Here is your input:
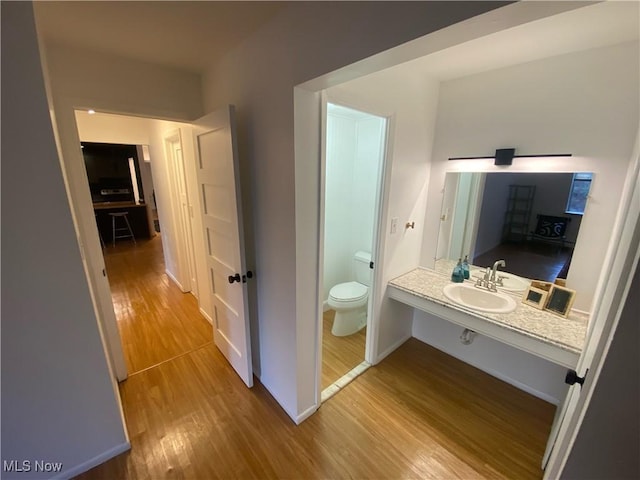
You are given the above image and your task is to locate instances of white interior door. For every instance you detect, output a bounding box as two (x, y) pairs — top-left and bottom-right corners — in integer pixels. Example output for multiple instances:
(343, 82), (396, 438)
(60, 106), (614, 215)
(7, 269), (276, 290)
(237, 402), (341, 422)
(173, 141), (198, 296)
(193, 105), (253, 388)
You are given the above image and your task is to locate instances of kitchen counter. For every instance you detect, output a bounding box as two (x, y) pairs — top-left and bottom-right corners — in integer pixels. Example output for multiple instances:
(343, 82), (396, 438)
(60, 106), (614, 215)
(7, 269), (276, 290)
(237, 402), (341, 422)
(93, 201), (147, 210)
(93, 202), (153, 242)
(388, 267), (588, 367)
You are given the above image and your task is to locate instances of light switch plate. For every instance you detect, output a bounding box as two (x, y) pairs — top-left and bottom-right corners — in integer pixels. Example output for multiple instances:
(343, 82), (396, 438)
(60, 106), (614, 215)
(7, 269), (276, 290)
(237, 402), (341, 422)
(390, 217), (398, 234)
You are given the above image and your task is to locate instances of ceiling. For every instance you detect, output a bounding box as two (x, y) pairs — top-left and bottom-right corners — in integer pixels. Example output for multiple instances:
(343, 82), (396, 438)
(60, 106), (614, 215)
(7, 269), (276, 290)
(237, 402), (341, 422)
(33, 1), (287, 73)
(34, 1), (639, 79)
(387, 1), (639, 82)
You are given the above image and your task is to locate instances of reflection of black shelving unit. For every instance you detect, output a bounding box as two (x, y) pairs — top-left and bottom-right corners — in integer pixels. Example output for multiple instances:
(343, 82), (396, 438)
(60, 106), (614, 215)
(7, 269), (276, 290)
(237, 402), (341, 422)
(502, 185), (536, 242)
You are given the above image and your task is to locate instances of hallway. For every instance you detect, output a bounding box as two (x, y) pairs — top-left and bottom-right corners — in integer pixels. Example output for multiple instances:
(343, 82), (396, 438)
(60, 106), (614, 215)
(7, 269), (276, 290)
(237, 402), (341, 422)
(81, 237), (554, 479)
(104, 236), (212, 374)
(79, 341), (552, 479)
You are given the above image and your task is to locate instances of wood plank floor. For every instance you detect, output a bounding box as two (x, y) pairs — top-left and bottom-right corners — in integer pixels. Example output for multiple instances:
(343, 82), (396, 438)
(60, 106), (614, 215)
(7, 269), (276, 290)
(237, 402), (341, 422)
(103, 237), (212, 374)
(87, 236), (555, 479)
(77, 337), (554, 479)
(321, 309), (366, 389)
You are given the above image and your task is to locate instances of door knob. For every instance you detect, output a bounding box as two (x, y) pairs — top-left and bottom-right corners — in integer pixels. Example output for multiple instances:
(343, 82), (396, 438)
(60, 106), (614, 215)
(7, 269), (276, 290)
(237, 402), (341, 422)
(242, 271), (254, 283)
(228, 273), (241, 284)
(565, 369), (588, 387)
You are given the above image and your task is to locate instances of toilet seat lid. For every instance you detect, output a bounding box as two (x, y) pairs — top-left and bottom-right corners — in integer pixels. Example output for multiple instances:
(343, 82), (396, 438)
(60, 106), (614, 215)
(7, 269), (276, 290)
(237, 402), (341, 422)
(329, 281), (368, 301)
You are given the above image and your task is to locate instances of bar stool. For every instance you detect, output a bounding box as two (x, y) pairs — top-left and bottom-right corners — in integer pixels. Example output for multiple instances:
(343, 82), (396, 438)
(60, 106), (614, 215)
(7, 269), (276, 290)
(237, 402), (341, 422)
(94, 213), (105, 249)
(109, 211), (136, 247)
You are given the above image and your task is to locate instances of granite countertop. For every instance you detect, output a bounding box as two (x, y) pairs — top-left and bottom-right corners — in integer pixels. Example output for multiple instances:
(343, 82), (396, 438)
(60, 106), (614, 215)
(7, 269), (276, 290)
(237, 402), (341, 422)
(388, 266), (588, 354)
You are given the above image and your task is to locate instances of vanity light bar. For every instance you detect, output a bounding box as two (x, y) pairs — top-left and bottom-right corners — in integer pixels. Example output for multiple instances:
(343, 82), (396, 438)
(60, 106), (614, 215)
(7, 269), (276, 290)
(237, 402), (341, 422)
(448, 148), (572, 166)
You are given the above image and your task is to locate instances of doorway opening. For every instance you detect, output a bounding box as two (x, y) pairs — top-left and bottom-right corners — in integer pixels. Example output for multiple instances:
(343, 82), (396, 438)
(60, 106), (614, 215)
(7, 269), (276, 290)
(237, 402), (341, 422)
(74, 110), (212, 376)
(320, 102), (388, 399)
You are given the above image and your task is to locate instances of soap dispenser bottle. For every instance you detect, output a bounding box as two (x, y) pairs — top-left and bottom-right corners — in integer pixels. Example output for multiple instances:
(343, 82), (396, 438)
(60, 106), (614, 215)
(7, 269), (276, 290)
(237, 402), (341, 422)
(462, 255), (470, 280)
(451, 258), (464, 283)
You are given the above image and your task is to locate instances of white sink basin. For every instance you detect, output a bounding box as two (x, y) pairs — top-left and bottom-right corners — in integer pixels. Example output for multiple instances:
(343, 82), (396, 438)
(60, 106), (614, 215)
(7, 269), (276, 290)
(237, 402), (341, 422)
(495, 272), (530, 293)
(471, 269), (530, 293)
(443, 283), (517, 314)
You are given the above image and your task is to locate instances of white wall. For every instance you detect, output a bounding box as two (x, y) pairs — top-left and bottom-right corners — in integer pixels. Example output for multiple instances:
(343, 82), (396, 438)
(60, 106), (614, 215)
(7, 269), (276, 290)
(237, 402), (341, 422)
(422, 41), (640, 312)
(324, 112), (357, 299)
(43, 44), (202, 121)
(354, 117), (385, 254)
(203, 1), (502, 421)
(1, 3), (128, 477)
(412, 312), (569, 403)
(323, 108), (383, 300)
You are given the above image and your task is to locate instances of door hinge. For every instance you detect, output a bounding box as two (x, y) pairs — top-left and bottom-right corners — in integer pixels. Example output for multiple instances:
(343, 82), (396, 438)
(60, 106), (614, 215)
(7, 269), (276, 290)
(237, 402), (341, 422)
(369, 261), (374, 269)
(565, 368), (588, 387)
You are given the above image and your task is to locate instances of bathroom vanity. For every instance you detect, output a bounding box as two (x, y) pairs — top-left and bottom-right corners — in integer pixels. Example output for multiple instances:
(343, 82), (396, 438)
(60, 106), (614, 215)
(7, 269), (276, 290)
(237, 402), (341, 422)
(388, 266), (587, 368)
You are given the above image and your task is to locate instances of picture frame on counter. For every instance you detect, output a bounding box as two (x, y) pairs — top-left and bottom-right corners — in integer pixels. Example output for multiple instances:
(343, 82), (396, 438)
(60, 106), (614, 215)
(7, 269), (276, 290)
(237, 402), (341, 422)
(544, 284), (576, 318)
(522, 280), (576, 317)
(522, 284), (549, 310)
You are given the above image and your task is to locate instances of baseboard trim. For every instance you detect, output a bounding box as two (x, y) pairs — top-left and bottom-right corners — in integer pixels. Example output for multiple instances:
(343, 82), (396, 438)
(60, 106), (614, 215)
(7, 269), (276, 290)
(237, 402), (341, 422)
(374, 333), (412, 365)
(257, 378), (318, 425)
(260, 381), (298, 424)
(52, 441), (130, 480)
(199, 307), (213, 325)
(165, 269), (186, 292)
(295, 403), (319, 425)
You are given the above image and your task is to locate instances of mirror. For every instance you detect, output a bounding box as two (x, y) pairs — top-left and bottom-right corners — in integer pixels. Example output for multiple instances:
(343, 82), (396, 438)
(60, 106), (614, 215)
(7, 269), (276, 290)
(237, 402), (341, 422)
(436, 172), (592, 283)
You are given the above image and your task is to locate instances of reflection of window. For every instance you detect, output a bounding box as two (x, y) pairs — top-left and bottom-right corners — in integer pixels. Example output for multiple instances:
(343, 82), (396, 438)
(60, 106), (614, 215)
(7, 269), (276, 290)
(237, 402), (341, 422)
(566, 173), (592, 215)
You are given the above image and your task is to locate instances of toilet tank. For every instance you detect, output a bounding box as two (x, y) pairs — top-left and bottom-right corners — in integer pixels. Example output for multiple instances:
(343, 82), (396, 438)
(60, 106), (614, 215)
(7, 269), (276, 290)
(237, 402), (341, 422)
(353, 251), (372, 286)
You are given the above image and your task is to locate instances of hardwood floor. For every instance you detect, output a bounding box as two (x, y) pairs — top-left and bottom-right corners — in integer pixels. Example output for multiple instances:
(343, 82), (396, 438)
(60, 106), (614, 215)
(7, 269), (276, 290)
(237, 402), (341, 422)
(104, 236), (212, 374)
(86, 237), (554, 479)
(77, 338), (553, 479)
(321, 309), (366, 390)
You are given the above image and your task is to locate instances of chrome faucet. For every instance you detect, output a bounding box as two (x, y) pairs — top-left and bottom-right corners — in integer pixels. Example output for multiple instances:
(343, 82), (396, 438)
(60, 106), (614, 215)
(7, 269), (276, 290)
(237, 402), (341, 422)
(490, 259), (506, 283)
(475, 260), (506, 292)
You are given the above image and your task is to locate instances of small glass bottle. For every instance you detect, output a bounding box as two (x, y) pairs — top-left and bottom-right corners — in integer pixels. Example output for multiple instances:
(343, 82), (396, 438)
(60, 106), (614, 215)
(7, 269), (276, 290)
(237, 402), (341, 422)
(462, 255), (470, 280)
(451, 258), (464, 283)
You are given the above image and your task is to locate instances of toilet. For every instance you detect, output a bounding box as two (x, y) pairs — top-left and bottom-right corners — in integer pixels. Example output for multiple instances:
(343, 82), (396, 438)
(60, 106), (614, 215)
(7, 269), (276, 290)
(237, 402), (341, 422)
(328, 251), (371, 336)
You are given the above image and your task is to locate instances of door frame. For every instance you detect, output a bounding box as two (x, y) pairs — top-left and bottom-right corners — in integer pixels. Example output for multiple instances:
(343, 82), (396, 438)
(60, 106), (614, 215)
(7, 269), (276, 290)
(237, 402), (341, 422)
(50, 99), (130, 384)
(317, 97), (392, 395)
(52, 97), (204, 386)
(164, 129), (198, 294)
